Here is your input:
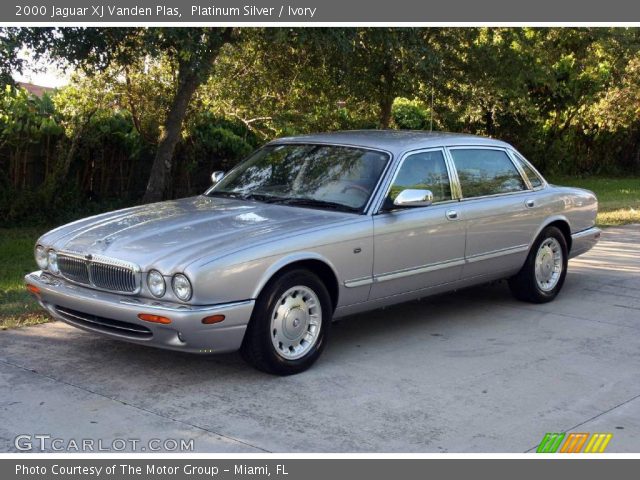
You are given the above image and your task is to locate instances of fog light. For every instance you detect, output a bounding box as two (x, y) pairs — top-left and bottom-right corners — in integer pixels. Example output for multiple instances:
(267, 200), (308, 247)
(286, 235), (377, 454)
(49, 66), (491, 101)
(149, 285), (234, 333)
(138, 313), (171, 324)
(177, 331), (185, 342)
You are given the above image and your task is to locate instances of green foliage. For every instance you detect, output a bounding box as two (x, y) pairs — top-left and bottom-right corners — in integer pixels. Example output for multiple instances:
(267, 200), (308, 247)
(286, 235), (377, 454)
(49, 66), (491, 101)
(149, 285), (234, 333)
(2, 27), (640, 226)
(0, 227), (52, 330)
(392, 98), (430, 130)
(0, 77), (258, 225)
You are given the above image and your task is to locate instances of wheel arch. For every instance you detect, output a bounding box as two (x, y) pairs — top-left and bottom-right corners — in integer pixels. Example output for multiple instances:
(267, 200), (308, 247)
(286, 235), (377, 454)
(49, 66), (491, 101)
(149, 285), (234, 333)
(252, 253), (340, 312)
(532, 216), (572, 253)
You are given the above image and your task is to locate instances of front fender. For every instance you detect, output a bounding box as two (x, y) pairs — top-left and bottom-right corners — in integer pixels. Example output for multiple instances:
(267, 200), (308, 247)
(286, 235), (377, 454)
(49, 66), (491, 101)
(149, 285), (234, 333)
(249, 251), (340, 300)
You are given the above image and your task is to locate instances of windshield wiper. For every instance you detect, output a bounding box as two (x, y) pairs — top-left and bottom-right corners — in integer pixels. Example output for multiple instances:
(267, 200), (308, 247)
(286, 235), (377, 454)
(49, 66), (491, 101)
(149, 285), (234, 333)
(277, 197), (360, 213)
(210, 191), (359, 213)
(240, 193), (285, 203)
(207, 191), (242, 199)
(208, 191), (282, 203)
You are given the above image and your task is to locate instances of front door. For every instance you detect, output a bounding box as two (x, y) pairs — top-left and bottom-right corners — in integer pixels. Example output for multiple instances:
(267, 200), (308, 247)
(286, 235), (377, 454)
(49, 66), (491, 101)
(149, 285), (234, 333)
(370, 149), (466, 300)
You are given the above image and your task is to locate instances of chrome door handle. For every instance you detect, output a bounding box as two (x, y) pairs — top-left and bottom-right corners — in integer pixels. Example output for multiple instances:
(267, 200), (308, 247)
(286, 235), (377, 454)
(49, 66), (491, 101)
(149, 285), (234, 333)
(446, 209), (459, 220)
(525, 199), (535, 208)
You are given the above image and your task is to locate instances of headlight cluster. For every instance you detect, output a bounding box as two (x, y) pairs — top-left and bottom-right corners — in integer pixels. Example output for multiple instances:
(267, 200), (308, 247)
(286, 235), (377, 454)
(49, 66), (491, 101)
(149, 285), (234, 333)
(35, 245), (48, 270)
(48, 250), (59, 274)
(35, 245), (59, 274)
(146, 270), (192, 301)
(147, 270), (166, 297)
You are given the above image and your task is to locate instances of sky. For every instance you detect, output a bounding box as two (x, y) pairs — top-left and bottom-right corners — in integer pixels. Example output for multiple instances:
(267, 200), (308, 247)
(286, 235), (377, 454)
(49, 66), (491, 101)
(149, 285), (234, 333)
(12, 49), (70, 88)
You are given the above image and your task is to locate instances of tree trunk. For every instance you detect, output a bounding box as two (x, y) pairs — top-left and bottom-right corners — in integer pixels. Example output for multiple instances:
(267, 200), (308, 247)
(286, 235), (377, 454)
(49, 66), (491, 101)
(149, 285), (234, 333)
(379, 96), (394, 129)
(378, 61), (395, 129)
(142, 73), (199, 203)
(142, 28), (234, 203)
(484, 108), (495, 136)
(43, 109), (96, 201)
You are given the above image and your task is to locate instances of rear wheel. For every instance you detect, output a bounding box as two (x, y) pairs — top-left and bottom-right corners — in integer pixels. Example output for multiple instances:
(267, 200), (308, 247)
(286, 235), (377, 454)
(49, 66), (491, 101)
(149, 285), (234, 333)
(241, 269), (332, 375)
(508, 226), (568, 303)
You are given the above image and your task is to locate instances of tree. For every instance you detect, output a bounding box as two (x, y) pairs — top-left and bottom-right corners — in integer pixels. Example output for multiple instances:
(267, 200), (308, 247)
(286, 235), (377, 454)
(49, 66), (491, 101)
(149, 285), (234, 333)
(336, 28), (441, 128)
(4, 27), (236, 202)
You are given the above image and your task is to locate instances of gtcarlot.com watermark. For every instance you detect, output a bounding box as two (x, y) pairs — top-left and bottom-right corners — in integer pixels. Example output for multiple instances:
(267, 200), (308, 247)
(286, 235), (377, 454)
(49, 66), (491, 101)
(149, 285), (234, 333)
(14, 434), (194, 452)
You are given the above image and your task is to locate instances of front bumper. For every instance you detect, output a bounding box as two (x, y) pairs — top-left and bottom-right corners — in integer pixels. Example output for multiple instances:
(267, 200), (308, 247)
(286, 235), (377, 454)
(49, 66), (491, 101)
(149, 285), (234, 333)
(25, 271), (254, 353)
(570, 226), (602, 259)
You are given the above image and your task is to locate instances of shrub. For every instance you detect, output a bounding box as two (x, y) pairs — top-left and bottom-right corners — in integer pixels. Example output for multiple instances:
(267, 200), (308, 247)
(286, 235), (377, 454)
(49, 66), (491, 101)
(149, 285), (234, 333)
(392, 97), (430, 130)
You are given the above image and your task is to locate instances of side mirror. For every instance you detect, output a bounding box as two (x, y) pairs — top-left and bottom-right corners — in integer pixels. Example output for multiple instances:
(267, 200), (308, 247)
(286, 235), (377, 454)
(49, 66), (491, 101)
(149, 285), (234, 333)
(211, 171), (225, 186)
(393, 189), (433, 207)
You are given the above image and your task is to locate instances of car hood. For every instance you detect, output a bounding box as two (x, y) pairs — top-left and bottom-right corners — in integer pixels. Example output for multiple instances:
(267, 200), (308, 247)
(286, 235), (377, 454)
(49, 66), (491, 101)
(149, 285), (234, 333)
(41, 196), (353, 271)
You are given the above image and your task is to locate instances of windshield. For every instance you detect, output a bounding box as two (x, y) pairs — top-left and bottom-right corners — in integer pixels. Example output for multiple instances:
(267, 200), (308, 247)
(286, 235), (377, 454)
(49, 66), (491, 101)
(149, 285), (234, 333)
(208, 144), (390, 213)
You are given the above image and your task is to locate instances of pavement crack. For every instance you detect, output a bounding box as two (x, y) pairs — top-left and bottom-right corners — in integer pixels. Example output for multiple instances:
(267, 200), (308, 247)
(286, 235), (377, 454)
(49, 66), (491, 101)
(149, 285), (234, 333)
(0, 357), (271, 453)
(613, 304), (640, 311)
(524, 391), (640, 452)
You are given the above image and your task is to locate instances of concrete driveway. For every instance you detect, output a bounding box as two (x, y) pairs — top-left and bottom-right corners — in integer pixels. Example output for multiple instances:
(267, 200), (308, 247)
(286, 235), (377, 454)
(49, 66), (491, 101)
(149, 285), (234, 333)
(1, 225), (640, 453)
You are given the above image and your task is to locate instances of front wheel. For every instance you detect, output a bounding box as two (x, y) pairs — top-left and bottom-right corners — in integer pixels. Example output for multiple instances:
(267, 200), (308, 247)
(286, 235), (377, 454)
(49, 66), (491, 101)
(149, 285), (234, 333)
(508, 226), (568, 303)
(241, 269), (332, 375)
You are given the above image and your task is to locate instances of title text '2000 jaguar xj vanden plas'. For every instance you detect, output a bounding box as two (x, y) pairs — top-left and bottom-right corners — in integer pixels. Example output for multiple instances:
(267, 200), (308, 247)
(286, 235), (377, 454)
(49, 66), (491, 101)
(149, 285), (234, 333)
(26, 131), (601, 374)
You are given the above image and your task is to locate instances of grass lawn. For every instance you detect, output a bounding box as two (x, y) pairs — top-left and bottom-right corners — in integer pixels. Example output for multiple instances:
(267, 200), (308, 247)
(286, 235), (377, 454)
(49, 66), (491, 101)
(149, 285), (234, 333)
(0, 176), (638, 330)
(0, 227), (51, 330)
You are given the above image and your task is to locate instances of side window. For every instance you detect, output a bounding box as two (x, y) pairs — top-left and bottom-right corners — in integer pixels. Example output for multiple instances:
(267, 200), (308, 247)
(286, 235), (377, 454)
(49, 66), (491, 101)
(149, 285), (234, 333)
(387, 150), (452, 206)
(450, 149), (526, 198)
(512, 151), (543, 189)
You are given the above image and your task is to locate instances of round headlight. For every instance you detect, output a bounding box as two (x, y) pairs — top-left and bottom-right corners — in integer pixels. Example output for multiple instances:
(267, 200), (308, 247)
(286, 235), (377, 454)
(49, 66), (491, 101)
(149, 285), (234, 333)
(35, 245), (48, 270)
(172, 274), (192, 301)
(47, 250), (59, 274)
(147, 270), (166, 297)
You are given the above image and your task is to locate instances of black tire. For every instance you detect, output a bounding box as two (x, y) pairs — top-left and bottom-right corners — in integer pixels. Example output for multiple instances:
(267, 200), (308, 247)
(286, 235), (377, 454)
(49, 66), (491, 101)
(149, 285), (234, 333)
(508, 226), (569, 304)
(241, 269), (332, 375)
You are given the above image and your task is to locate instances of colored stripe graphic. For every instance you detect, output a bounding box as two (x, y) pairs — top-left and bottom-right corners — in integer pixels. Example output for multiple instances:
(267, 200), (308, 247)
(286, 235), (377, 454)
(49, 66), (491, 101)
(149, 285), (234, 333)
(584, 433), (613, 453)
(559, 433), (589, 453)
(537, 433), (565, 453)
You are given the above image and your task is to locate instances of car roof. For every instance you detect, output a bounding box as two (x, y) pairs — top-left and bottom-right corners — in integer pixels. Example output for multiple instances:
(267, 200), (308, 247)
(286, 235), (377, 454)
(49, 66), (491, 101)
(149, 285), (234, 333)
(269, 130), (512, 155)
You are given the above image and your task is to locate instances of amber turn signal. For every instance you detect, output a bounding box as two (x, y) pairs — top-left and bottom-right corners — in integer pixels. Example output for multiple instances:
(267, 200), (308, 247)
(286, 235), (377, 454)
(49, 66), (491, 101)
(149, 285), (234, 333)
(25, 284), (40, 295)
(137, 313), (172, 324)
(202, 314), (225, 325)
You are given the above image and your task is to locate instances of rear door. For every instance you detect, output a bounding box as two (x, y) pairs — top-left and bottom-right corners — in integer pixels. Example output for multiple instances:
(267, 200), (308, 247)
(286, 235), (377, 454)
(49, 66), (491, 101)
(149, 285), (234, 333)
(447, 147), (540, 279)
(370, 148), (466, 299)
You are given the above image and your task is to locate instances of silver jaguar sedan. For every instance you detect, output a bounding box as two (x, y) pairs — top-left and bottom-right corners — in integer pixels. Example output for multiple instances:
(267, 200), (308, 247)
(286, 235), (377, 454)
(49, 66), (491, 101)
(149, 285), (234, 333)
(26, 131), (601, 374)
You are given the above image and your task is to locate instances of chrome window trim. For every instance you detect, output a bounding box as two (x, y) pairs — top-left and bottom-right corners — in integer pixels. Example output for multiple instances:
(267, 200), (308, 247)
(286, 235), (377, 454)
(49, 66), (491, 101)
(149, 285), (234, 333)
(442, 147), (463, 199)
(506, 151), (534, 190)
(445, 145), (531, 201)
(507, 148), (548, 191)
(373, 147), (456, 214)
(208, 142), (394, 216)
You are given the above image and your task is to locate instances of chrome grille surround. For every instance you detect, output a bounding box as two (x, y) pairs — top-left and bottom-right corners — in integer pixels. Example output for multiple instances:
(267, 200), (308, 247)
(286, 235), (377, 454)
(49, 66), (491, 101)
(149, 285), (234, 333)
(56, 251), (141, 294)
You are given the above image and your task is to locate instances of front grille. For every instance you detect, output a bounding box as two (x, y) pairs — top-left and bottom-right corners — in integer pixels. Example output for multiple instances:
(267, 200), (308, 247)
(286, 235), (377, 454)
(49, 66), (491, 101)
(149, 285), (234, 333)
(55, 305), (152, 339)
(58, 255), (90, 284)
(57, 252), (140, 294)
(90, 263), (137, 292)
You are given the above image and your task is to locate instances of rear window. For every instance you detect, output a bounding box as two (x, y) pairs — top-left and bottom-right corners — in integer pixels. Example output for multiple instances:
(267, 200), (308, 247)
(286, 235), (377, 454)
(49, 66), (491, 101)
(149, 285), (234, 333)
(450, 149), (526, 198)
(512, 151), (544, 188)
